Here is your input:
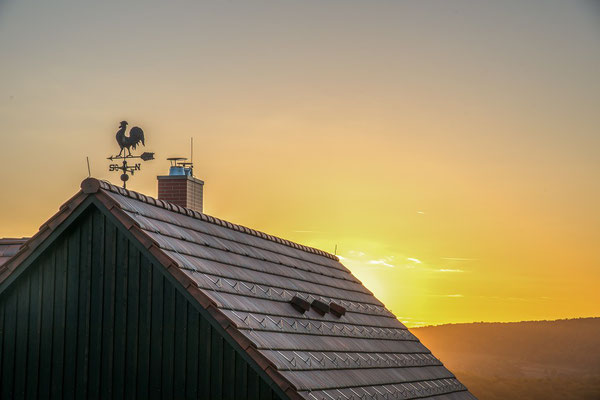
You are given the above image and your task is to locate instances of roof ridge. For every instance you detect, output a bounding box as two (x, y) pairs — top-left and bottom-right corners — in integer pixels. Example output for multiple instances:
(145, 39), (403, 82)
(91, 178), (339, 261)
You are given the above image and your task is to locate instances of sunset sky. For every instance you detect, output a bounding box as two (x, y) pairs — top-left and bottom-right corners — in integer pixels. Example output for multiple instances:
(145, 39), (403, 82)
(1, 0), (598, 326)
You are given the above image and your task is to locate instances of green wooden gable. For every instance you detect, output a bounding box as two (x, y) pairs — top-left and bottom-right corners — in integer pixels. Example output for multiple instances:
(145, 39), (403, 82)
(0, 204), (286, 399)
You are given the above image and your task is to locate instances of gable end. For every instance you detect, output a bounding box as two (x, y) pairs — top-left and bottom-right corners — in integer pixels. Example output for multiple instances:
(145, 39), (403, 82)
(0, 203), (288, 399)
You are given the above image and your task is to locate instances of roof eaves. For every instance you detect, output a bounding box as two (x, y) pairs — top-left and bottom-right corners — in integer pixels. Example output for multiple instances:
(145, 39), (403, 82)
(0, 238), (29, 245)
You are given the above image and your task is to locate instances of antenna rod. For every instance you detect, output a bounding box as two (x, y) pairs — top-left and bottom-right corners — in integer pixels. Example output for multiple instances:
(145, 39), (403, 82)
(190, 137), (194, 176)
(86, 156), (91, 177)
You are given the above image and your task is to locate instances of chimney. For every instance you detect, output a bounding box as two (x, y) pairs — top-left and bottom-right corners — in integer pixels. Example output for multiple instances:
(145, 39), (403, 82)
(157, 157), (204, 213)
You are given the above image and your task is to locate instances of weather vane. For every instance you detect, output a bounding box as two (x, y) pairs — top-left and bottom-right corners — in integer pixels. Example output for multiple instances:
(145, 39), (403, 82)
(107, 120), (154, 188)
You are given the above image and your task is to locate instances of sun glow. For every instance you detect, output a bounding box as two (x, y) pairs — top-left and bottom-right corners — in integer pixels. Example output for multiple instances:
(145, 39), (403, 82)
(0, 0), (598, 328)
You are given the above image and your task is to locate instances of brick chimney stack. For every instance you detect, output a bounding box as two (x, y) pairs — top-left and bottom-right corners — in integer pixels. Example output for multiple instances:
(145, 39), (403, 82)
(157, 158), (204, 213)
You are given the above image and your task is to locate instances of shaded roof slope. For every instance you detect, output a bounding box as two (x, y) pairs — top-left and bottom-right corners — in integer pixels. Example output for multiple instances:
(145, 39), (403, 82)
(0, 238), (29, 267)
(0, 178), (476, 400)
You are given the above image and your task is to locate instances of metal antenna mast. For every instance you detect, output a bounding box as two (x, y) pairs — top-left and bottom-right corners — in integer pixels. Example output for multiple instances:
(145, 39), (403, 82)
(190, 137), (194, 206)
(86, 156), (91, 177)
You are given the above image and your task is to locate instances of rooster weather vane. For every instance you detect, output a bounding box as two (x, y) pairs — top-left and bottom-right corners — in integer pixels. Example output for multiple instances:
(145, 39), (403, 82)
(107, 121), (154, 188)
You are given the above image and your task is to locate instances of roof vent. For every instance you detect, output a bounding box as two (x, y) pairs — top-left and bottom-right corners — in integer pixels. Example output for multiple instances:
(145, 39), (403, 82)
(167, 157), (193, 176)
(290, 295), (310, 313)
(329, 302), (346, 318)
(311, 299), (330, 316)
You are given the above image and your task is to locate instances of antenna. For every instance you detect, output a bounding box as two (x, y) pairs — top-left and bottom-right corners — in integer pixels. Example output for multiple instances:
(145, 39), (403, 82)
(334, 244), (338, 256)
(190, 137), (194, 207)
(86, 156), (91, 177)
(190, 137), (194, 176)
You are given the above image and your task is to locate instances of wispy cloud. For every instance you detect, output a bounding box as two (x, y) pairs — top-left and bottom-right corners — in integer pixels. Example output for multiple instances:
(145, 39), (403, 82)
(368, 259), (395, 268)
(505, 297), (550, 302)
(341, 251), (471, 274)
(416, 211), (426, 215)
(424, 293), (465, 298)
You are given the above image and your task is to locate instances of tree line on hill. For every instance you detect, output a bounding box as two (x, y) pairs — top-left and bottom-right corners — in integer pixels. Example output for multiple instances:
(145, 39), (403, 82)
(411, 318), (600, 400)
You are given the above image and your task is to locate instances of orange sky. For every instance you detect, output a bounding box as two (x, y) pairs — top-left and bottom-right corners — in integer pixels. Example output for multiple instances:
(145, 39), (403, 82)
(0, 0), (598, 326)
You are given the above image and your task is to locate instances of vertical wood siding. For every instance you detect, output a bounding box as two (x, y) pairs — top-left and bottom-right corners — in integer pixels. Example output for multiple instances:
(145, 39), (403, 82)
(0, 207), (283, 400)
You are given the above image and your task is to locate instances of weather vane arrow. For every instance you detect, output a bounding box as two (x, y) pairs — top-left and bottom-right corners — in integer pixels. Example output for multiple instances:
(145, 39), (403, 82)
(107, 121), (155, 188)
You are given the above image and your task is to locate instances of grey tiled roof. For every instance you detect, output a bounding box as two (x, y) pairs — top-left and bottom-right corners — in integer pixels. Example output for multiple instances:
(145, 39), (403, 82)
(0, 238), (28, 268)
(95, 179), (476, 400)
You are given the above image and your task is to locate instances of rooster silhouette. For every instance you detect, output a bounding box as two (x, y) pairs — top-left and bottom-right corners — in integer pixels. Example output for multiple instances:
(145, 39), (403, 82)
(116, 121), (145, 157)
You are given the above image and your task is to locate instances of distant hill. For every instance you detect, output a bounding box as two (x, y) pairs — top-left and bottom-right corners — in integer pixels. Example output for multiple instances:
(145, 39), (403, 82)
(411, 318), (600, 400)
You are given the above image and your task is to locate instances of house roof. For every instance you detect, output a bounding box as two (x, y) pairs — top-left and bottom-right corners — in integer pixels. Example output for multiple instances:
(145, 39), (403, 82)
(0, 238), (29, 267)
(0, 178), (475, 400)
